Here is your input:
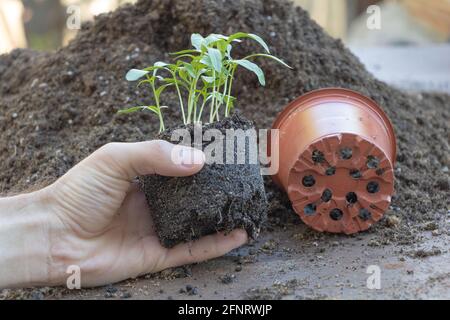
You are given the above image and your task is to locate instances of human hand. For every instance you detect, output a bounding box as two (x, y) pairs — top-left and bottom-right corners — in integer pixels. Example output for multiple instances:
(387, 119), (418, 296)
(0, 140), (247, 288)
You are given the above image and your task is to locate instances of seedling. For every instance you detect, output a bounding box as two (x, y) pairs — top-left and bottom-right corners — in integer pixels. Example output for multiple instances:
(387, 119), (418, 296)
(119, 32), (291, 132)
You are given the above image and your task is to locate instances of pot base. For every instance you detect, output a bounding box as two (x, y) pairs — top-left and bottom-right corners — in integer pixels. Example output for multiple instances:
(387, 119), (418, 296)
(287, 133), (394, 234)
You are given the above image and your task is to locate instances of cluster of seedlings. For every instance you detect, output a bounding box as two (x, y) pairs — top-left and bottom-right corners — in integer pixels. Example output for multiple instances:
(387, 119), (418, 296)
(120, 32), (290, 131)
(302, 147), (383, 222)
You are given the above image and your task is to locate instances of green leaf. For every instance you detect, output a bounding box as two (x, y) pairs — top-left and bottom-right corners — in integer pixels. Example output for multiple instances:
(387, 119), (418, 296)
(207, 48), (222, 73)
(117, 106), (146, 114)
(205, 92), (223, 103)
(248, 33), (270, 53)
(225, 94), (236, 110)
(209, 33), (229, 40)
(225, 44), (232, 58)
(233, 59), (265, 86)
(245, 53), (292, 69)
(154, 61), (169, 69)
(203, 34), (220, 46)
(183, 64), (196, 78)
(223, 94), (236, 104)
(200, 55), (212, 68)
(152, 61), (169, 76)
(191, 33), (204, 50)
(125, 69), (149, 81)
(155, 83), (173, 100)
(170, 49), (200, 56)
(215, 40), (228, 53)
(137, 79), (151, 87)
(204, 34), (228, 47)
(173, 54), (196, 61)
(227, 32), (247, 42)
(228, 32), (270, 53)
(201, 76), (215, 83)
(143, 66), (157, 72)
(146, 106), (161, 115)
(178, 68), (189, 83)
(191, 59), (206, 71)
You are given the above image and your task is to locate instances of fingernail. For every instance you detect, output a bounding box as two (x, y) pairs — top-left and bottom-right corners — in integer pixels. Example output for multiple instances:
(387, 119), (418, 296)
(179, 147), (205, 167)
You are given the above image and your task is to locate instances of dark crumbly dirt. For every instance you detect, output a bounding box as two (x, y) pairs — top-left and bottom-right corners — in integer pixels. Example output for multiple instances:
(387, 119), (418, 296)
(0, 0), (449, 298)
(244, 279), (305, 300)
(140, 113), (267, 247)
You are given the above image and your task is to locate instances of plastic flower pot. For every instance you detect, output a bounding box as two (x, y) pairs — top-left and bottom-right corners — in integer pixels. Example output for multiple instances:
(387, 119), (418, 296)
(271, 88), (396, 234)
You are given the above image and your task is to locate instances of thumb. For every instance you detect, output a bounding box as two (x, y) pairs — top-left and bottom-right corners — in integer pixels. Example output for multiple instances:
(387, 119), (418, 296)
(49, 140), (204, 234)
(87, 140), (205, 181)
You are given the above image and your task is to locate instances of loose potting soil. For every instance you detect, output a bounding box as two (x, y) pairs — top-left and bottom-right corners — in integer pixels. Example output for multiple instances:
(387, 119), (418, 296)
(140, 113), (267, 247)
(0, 0), (449, 248)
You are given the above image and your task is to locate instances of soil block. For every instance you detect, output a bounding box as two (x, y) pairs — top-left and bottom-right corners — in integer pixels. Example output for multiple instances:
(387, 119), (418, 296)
(139, 113), (268, 247)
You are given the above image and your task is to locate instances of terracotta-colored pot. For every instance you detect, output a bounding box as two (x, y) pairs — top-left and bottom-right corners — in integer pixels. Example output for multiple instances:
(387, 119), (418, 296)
(271, 88), (396, 234)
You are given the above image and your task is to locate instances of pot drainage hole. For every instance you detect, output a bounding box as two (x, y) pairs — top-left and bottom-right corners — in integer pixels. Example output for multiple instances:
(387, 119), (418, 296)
(330, 208), (343, 221)
(312, 150), (325, 163)
(366, 155), (380, 169)
(358, 208), (372, 221)
(321, 189), (332, 202)
(367, 181), (380, 193)
(304, 203), (316, 216)
(346, 192), (358, 204)
(339, 147), (352, 160)
(349, 169), (362, 179)
(325, 166), (336, 176)
(302, 175), (315, 187)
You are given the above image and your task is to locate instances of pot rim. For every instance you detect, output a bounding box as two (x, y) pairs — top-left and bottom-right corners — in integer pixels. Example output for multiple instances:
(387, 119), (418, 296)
(271, 87), (397, 165)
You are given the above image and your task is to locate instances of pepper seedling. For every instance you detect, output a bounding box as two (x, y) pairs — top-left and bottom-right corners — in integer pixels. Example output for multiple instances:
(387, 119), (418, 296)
(119, 32), (291, 132)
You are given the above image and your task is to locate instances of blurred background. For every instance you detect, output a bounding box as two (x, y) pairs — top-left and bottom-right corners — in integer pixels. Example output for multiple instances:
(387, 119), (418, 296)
(1, 0), (450, 92)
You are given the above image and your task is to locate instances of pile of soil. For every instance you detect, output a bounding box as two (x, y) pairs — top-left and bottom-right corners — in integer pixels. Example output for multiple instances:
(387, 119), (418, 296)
(0, 0), (449, 248)
(140, 113), (267, 247)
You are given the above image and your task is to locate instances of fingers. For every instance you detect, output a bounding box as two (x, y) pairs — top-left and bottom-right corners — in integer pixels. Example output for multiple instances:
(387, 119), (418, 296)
(158, 229), (248, 271)
(89, 140), (205, 181)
